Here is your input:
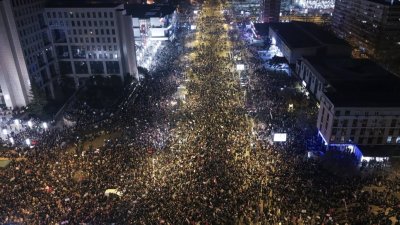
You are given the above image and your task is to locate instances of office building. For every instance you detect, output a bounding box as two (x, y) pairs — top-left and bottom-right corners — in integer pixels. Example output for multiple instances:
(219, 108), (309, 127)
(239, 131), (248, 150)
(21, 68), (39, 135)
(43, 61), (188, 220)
(297, 56), (400, 156)
(229, 0), (262, 20)
(261, 0), (281, 22)
(44, 1), (138, 86)
(126, 4), (177, 43)
(332, 0), (400, 60)
(269, 21), (351, 64)
(0, 0), (58, 108)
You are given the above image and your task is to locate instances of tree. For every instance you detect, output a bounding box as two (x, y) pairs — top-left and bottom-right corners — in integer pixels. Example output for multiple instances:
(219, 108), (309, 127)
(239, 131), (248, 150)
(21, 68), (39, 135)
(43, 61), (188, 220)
(27, 82), (48, 116)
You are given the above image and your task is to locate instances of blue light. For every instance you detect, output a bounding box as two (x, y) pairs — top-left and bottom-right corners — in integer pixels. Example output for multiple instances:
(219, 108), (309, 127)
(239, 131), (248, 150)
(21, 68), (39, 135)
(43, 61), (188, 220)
(318, 130), (328, 145)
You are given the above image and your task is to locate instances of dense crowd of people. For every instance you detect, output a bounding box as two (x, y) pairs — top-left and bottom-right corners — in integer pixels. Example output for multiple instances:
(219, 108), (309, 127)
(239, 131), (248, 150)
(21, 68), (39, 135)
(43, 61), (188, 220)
(0, 0), (399, 224)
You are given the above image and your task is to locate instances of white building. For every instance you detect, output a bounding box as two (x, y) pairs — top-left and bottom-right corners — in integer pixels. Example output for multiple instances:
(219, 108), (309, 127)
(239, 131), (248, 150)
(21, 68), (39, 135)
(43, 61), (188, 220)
(45, 1), (138, 85)
(297, 57), (400, 156)
(0, 0), (58, 108)
(126, 4), (177, 43)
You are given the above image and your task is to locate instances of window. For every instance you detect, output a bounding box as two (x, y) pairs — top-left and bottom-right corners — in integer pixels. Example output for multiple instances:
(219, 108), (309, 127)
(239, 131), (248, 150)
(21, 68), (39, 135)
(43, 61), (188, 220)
(345, 111), (350, 116)
(391, 119), (397, 127)
(93, 12), (96, 18)
(104, 12), (107, 18)
(112, 29), (115, 35)
(360, 128), (366, 135)
(342, 119), (348, 127)
(333, 119), (338, 127)
(109, 12), (113, 18)
(87, 12), (91, 18)
(352, 119), (357, 127)
(387, 136), (392, 143)
(377, 137), (383, 144)
(362, 119), (368, 127)
(367, 138), (373, 144)
(335, 110), (340, 116)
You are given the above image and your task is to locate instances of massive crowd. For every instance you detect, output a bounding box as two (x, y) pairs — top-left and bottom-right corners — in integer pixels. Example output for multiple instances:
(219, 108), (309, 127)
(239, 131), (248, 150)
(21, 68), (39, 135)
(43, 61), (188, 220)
(0, 0), (399, 224)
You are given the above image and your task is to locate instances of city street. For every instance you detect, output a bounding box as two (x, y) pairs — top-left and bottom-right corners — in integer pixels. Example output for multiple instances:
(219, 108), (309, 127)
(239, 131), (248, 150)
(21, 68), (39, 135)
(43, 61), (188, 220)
(0, 0), (399, 224)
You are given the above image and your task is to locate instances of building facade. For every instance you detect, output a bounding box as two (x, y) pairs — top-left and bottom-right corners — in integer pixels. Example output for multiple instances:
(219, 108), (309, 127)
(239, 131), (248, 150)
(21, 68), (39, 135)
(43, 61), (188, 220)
(44, 2), (138, 86)
(332, 0), (400, 60)
(0, 0), (58, 108)
(261, 0), (281, 22)
(297, 57), (400, 152)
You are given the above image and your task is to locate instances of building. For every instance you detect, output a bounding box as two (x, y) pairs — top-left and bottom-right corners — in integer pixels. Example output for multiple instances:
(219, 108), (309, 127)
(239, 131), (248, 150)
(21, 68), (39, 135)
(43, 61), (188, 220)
(44, 1), (138, 86)
(125, 4), (176, 69)
(0, 0), (58, 108)
(269, 21), (351, 64)
(332, 0), (400, 60)
(261, 0), (281, 22)
(125, 4), (177, 43)
(297, 56), (400, 156)
(229, 0), (262, 20)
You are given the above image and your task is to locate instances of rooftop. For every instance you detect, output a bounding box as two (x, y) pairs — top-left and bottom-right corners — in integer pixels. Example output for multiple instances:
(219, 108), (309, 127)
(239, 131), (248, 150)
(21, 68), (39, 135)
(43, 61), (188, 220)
(269, 21), (350, 49)
(304, 57), (400, 107)
(254, 23), (269, 36)
(125, 4), (175, 18)
(46, 0), (123, 8)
